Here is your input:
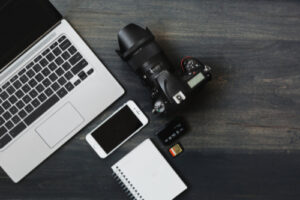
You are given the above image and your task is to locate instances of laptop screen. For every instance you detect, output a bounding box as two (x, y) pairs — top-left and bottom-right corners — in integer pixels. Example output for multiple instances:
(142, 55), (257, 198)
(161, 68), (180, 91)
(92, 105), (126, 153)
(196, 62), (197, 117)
(0, 0), (62, 70)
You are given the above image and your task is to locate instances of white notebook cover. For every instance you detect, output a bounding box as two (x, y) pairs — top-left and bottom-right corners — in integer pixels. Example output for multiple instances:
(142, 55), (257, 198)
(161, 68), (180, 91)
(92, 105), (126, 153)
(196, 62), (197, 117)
(111, 139), (187, 200)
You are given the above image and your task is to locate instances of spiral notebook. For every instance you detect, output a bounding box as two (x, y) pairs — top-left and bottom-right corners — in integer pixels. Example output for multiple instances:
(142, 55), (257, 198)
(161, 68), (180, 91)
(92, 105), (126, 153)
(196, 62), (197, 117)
(111, 139), (187, 200)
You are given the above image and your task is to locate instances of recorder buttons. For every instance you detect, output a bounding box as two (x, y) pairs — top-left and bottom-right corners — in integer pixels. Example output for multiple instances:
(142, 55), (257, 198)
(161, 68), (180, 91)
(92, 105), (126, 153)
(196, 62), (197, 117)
(156, 117), (187, 145)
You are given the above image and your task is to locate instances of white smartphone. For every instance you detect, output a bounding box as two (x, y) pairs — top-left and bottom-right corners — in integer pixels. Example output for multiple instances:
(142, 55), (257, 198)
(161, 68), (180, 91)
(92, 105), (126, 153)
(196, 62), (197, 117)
(86, 100), (148, 158)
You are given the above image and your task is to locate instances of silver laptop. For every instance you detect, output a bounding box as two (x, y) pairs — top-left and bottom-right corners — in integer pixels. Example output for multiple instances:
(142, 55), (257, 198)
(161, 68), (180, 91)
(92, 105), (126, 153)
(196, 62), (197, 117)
(0, 0), (124, 183)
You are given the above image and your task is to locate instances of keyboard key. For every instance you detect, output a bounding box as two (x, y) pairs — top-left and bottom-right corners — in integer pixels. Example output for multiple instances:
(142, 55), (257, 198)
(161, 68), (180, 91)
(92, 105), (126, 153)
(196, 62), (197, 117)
(18, 110), (27, 118)
(45, 88), (54, 97)
(58, 35), (66, 42)
(51, 82), (60, 91)
(0, 91), (9, 100)
(20, 75), (29, 84)
(57, 88), (68, 98)
(65, 82), (74, 92)
(71, 59), (88, 74)
(3, 111), (12, 120)
(35, 73), (44, 82)
(78, 71), (87, 80)
(5, 121), (13, 130)
(69, 53), (83, 65)
(38, 93), (47, 102)
(46, 53), (55, 62)
(9, 106), (18, 115)
(0, 134), (11, 149)
(62, 62), (71, 71)
(55, 57), (64, 66)
(0, 117), (4, 125)
(33, 64), (42, 72)
(8, 95), (17, 104)
(29, 90), (38, 98)
(31, 99), (40, 108)
(55, 68), (64, 76)
(68, 46), (77, 55)
(40, 58), (49, 67)
(49, 62), (58, 71)
(49, 73), (58, 82)
(25, 104), (34, 113)
(18, 68), (26, 76)
(16, 101), (25, 109)
(22, 95), (31, 104)
(60, 39), (71, 50)
(2, 101), (11, 109)
(15, 90), (25, 98)
(42, 78), (51, 87)
(0, 106), (4, 115)
(2, 82), (10, 90)
(42, 68), (51, 76)
(10, 75), (18, 83)
(64, 71), (73, 80)
(0, 126), (7, 137)
(34, 55), (42, 62)
(87, 68), (94, 75)
(26, 62), (34, 69)
(74, 79), (81, 86)
(42, 49), (50, 56)
(50, 42), (58, 49)
(7, 86), (15, 95)
(29, 79), (38, 87)
(62, 51), (71, 60)
(22, 84), (31, 93)
(53, 47), (62, 56)
(12, 115), (20, 124)
(13, 80), (22, 89)
(36, 84), (45, 93)
(26, 69), (35, 78)
(58, 77), (67, 86)
(24, 95), (59, 126)
(10, 122), (26, 138)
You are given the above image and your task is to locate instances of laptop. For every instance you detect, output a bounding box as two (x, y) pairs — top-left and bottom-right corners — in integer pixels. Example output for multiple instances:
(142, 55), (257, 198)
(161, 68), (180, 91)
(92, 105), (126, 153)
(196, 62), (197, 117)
(0, 0), (124, 183)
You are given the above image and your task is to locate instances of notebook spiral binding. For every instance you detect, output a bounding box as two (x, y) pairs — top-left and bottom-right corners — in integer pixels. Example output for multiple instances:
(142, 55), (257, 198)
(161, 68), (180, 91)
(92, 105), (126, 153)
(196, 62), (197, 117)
(112, 166), (144, 200)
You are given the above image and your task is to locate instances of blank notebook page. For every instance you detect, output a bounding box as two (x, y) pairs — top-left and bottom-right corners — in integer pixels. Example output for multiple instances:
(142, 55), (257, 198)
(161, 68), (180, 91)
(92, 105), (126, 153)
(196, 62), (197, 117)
(111, 139), (187, 200)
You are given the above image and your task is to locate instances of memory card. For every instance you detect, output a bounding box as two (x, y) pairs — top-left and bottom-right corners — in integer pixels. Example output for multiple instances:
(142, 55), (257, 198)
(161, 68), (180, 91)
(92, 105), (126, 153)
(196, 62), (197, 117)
(169, 143), (183, 157)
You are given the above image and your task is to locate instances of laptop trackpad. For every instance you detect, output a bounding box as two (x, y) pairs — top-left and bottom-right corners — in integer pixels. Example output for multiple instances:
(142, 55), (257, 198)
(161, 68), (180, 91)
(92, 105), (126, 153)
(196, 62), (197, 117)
(36, 103), (84, 148)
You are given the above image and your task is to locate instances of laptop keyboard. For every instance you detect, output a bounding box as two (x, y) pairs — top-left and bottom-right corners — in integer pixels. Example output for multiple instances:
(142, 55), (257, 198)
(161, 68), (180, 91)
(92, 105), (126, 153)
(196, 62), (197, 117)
(0, 35), (94, 149)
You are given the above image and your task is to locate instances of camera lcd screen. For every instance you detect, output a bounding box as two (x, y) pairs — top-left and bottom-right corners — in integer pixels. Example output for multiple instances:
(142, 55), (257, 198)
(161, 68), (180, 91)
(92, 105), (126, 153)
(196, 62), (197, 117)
(187, 73), (205, 88)
(91, 105), (143, 153)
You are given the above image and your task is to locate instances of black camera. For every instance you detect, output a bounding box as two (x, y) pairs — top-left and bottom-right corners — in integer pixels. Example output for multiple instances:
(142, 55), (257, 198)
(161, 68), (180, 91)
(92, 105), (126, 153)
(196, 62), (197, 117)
(116, 24), (212, 114)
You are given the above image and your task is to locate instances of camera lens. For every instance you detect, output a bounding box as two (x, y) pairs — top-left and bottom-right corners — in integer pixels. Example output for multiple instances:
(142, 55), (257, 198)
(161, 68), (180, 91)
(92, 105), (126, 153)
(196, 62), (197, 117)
(117, 24), (171, 83)
(117, 24), (152, 57)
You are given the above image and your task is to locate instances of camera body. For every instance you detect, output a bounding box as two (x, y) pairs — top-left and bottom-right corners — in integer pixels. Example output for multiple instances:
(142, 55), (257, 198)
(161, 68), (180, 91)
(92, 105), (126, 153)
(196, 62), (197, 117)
(116, 24), (212, 113)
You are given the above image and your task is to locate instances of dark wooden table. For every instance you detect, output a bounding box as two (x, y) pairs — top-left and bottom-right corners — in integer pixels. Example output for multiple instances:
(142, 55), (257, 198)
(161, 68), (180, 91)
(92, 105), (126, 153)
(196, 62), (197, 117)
(1, 0), (300, 199)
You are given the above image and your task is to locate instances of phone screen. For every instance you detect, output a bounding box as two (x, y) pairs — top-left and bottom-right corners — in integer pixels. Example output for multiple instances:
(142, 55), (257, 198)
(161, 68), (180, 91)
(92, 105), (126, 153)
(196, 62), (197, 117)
(91, 105), (143, 153)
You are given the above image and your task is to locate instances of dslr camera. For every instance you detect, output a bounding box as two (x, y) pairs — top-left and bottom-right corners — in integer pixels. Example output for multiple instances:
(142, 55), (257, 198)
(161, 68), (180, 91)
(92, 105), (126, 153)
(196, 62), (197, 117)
(116, 24), (212, 114)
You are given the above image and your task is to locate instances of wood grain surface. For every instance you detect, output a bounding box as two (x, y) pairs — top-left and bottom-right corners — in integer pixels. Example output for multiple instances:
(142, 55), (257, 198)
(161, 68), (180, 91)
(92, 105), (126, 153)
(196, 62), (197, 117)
(1, 0), (300, 199)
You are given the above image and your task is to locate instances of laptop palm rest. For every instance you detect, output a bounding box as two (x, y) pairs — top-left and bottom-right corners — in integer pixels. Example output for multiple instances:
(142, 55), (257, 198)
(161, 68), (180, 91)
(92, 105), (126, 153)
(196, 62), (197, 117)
(36, 103), (84, 148)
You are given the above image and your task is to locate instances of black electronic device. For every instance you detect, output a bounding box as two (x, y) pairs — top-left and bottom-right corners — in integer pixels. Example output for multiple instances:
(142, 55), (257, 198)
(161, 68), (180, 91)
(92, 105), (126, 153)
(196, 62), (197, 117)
(116, 24), (212, 114)
(156, 117), (187, 145)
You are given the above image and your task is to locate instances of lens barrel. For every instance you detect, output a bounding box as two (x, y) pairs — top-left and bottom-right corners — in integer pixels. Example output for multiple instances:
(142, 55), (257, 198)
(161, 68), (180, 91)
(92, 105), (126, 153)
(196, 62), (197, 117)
(117, 24), (172, 82)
